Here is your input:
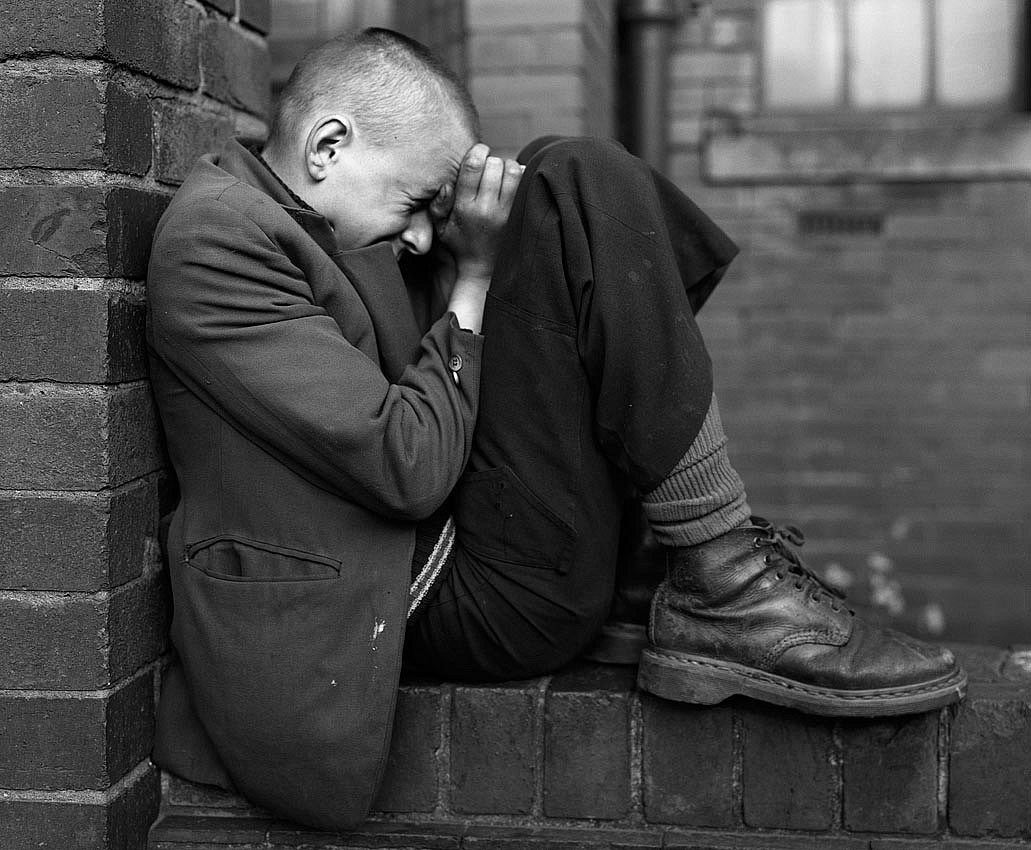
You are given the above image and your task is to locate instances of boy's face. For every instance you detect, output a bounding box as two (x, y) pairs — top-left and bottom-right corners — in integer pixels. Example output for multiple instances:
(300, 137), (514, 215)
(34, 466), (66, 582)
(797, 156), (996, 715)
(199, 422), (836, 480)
(312, 121), (475, 257)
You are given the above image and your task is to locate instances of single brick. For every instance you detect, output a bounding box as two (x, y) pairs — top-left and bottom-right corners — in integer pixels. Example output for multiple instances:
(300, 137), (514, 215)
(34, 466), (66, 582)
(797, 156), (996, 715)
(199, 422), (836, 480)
(641, 694), (737, 827)
(104, 0), (201, 89)
(741, 703), (836, 830)
(710, 13), (757, 50)
(0, 671), (154, 790)
(151, 814), (278, 846)
(239, 0), (271, 34)
(106, 565), (171, 685)
(0, 186), (167, 279)
(0, 566), (168, 690)
(666, 832), (866, 850)
(153, 100), (236, 185)
(374, 682), (442, 813)
(462, 825), (660, 849)
(0, 383), (161, 491)
(103, 82), (152, 175)
(949, 683), (1031, 837)
(0, 289), (145, 383)
(201, 18), (270, 115)
(265, 819), (460, 849)
(0, 0), (105, 57)
(0, 478), (155, 591)
(841, 712), (939, 834)
(466, 0), (584, 29)
(672, 50), (756, 82)
(472, 73), (583, 112)
(0, 187), (107, 276)
(468, 33), (538, 70)
(0, 763), (160, 850)
(107, 188), (171, 277)
(451, 682), (538, 815)
(0, 75), (105, 169)
(544, 663), (632, 820)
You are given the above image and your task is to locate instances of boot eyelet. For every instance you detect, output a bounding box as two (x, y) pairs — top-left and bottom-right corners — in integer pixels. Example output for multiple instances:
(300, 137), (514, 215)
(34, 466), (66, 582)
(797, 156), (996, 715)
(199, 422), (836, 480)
(763, 554), (772, 565)
(752, 536), (762, 548)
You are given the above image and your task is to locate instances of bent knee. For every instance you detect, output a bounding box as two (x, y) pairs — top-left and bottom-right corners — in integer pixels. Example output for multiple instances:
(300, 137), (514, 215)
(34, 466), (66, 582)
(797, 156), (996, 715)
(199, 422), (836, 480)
(518, 135), (645, 183)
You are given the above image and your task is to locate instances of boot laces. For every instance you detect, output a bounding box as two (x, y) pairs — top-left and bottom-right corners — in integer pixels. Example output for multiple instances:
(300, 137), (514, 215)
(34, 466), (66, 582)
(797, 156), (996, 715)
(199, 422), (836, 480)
(750, 516), (847, 611)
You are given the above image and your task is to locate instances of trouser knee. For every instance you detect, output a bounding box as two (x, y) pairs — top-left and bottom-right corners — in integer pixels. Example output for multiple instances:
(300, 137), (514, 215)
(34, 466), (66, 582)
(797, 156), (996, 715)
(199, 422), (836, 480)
(517, 135), (649, 189)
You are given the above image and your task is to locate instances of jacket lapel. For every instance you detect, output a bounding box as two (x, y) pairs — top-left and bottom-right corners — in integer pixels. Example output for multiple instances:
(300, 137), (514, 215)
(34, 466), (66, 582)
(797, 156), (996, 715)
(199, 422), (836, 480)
(331, 244), (423, 384)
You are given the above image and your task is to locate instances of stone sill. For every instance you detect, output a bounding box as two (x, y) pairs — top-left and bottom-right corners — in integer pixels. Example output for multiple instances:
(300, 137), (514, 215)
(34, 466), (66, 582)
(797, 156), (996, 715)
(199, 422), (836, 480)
(703, 113), (1031, 184)
(149, 643), (1031, 848)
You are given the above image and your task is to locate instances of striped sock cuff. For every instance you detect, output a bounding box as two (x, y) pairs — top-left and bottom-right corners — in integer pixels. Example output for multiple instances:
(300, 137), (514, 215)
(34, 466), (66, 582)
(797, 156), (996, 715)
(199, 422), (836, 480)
(643, 393), (751, 547)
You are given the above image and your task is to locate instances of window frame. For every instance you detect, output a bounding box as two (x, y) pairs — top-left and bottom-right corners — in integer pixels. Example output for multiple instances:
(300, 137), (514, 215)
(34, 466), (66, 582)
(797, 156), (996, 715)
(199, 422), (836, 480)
(758, 0), (1030, 115)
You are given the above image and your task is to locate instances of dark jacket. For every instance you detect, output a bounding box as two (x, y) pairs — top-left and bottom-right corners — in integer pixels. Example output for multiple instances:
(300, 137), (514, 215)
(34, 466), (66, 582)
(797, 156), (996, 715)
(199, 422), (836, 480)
(146, 139), (482, 829)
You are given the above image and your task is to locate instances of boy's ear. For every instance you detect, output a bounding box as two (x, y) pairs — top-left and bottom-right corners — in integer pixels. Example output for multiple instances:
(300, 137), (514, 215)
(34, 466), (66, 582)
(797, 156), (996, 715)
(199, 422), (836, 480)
(305, 115), (355, 181)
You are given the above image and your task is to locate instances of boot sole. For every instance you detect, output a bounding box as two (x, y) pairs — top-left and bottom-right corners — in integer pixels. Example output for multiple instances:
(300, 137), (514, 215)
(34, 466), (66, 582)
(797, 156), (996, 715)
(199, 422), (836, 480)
(581, 622), (648, 665)
(637, 647), (968, 717)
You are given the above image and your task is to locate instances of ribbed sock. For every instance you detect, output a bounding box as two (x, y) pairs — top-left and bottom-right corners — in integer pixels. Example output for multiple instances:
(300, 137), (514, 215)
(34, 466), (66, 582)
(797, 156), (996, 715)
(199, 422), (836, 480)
(642, 393), (751, 547)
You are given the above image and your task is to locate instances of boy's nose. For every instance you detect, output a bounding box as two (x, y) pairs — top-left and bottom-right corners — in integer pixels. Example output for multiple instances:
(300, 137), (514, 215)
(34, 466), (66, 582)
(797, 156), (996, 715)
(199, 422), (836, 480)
(400, 211), (434, 256)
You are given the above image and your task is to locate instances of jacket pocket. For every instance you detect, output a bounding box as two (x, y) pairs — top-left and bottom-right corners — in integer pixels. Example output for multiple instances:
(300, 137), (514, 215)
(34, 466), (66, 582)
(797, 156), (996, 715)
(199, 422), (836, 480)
(452, 465), (574, 572)
(171, 535), (406, 830)
(185, 535), (340, 581)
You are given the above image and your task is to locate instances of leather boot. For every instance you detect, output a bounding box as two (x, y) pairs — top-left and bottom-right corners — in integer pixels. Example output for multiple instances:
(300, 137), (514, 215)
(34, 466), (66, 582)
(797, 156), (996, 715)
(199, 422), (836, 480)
(582, 500), (665, 664)
(637, 517), (967, 716)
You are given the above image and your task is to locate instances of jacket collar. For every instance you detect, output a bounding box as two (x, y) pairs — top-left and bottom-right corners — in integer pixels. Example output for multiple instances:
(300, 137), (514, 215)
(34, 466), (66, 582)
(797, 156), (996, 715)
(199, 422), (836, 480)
(213, 138), (341, 258)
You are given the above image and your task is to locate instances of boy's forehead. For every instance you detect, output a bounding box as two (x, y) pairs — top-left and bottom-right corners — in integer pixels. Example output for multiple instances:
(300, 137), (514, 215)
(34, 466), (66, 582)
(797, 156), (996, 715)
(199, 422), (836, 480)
(393, 133), (468, 189)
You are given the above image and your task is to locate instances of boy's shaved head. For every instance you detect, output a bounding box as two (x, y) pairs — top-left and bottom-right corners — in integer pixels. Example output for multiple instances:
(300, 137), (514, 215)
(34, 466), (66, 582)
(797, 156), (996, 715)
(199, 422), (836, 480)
(265, 28), (479, 155)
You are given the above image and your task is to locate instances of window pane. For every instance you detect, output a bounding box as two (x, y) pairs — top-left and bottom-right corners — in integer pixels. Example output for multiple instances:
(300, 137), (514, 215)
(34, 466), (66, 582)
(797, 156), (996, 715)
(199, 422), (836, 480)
(764, 0), (844, 107)
(850, 0), (929, 107)
(936, 0), (1016, 105)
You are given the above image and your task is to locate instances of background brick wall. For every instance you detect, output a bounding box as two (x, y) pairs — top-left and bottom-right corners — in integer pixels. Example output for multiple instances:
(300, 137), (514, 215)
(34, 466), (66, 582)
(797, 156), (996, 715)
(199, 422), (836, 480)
(467, 0), (615, 156)
(0, 2), (269, 847)
(666, 0), (1031, 645)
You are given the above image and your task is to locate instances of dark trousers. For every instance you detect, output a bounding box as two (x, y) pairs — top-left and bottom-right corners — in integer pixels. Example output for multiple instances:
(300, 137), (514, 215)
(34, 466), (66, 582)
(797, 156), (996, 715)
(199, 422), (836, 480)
(403, 137), (737, 681)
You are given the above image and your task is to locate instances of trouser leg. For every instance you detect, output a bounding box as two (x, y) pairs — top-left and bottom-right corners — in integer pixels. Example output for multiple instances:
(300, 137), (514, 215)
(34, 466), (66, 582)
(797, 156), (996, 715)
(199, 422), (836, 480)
(403, 137), (737, 681)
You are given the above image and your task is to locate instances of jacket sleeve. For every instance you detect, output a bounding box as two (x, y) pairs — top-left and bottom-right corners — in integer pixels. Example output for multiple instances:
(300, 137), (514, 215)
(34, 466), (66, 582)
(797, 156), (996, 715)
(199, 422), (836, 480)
(147, 194), (483, 521)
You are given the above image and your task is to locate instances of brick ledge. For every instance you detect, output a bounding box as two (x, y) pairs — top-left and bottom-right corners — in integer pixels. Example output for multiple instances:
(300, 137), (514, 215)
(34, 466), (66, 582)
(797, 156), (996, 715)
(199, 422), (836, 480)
(150, 813), (1031, 849)
(149, 644), (1031, 848)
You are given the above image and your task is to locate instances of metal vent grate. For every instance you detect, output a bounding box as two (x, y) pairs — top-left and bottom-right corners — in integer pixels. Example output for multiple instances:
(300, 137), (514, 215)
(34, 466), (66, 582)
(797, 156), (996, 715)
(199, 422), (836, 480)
(798, 209), (884, 237)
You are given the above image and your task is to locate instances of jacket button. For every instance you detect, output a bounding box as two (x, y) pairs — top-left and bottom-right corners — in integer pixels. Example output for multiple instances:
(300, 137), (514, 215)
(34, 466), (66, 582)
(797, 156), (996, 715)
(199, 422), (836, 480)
(448, 354), (463, 372)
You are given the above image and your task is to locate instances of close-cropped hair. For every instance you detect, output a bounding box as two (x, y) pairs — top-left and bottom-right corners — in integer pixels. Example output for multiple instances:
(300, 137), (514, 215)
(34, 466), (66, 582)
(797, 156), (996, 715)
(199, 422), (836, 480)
(266, 28), (480, 152)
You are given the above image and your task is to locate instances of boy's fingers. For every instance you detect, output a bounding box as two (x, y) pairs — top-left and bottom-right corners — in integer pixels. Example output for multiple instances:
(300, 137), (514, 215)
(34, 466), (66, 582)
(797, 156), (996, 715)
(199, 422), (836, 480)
(479, 156), (505, 201)
(455, 143), (490, 202)
(497, 159), (523, 208)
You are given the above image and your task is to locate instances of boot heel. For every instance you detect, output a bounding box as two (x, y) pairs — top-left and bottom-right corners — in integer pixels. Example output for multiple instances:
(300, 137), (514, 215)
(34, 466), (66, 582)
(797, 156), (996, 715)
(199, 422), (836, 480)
(637, 648), (739, 705)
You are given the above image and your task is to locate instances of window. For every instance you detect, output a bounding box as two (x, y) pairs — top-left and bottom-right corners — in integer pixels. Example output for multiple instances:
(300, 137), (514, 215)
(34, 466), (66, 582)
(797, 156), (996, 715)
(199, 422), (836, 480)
(762, 0), (1025, 111)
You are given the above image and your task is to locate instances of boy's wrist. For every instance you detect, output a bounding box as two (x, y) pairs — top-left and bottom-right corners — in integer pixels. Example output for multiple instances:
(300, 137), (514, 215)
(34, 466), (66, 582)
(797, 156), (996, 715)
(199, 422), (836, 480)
(447, 275), (490, 334)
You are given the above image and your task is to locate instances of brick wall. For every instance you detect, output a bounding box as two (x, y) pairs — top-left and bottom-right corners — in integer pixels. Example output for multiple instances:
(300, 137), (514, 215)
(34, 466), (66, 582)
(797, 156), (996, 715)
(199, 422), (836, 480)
(666, 1), (1031, 645)
(0, 2), (269, 848)
(152, 648), (1031, 847)
(402, 0), (617, 159)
